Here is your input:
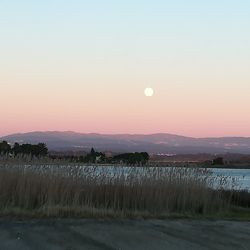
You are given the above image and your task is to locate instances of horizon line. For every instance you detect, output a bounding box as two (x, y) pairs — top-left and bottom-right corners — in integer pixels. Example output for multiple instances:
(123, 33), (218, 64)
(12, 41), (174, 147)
(1, 130), (250, 139)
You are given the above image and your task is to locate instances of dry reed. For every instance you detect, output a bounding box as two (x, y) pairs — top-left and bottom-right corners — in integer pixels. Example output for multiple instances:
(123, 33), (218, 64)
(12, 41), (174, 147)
(0, 163), (245, 217)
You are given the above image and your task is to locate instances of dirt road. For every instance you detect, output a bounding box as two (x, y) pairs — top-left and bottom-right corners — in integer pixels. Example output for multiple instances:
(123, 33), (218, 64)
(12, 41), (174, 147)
(0, 219), (249, 250)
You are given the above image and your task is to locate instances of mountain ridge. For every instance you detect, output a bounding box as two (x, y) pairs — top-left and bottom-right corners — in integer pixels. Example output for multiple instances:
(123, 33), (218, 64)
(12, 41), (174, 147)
(1, 131), (250, 154)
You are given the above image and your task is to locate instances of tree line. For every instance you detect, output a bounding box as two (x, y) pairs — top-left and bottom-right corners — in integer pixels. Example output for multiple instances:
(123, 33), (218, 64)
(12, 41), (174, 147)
(0, 142), (150, 165)
(0, 141), (48, 157)
(84, 148), (149, 165)
(50, 148), (150, 165)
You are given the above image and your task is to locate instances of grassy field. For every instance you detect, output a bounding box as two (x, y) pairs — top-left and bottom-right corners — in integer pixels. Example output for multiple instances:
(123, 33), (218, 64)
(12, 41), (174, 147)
(0, 163), (249, 218)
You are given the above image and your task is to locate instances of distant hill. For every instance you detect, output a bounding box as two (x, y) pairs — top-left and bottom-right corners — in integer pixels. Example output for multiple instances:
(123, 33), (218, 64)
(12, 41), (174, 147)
(1, 131), (250, 154)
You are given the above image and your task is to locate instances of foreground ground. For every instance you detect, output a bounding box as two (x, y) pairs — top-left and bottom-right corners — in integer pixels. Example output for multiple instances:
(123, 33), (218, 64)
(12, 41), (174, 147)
(0, 219), (249, 250)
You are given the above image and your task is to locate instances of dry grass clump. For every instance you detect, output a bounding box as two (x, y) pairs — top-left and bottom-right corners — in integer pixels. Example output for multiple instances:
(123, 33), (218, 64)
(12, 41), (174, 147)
(0, 164), (245, 217)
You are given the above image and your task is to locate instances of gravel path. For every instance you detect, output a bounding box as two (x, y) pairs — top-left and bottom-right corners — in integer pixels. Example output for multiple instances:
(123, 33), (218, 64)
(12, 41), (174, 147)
(0, 219), (249, 250)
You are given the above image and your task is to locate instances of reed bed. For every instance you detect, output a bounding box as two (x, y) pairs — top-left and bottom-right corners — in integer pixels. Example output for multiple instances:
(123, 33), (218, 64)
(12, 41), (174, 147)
(0, 163), (247, 217)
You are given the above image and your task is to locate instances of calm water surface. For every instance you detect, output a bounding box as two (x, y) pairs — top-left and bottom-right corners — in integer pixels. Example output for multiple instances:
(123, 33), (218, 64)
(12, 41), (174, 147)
(211, 168), (250, 190)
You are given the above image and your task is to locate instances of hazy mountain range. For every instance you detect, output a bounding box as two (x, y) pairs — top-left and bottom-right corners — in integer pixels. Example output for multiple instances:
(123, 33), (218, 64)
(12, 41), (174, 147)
(1, 131), (250, 154)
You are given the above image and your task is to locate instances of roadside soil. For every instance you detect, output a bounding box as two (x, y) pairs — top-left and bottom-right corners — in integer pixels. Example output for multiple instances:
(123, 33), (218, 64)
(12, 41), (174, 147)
(0, 219), (249, 250)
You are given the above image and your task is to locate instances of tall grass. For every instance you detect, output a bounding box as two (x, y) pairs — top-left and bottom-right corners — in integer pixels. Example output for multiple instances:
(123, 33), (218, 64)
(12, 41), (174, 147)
(0, 163), (247, 217)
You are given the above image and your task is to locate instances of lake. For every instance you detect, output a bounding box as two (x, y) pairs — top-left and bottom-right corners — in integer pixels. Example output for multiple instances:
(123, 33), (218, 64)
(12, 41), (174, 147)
(210, 168), (250, 191)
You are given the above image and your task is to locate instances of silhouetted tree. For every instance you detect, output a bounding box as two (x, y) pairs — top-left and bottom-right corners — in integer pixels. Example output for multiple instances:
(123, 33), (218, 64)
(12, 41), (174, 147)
(212, 157), (224, 165)
(11, 142), (48, 157)
(90, 147), (95, 155)
(0, 141), (11, 154)
(35, 143), (48, 156)
(83, 148), (107, 163)
(84, 148), (97, 163)
(12, 142), (21, 155)
(113, 152), (150, 165)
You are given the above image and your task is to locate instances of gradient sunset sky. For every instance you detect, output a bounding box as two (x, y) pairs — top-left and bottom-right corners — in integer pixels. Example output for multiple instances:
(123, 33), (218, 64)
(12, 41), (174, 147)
(1, 1), (250, 137)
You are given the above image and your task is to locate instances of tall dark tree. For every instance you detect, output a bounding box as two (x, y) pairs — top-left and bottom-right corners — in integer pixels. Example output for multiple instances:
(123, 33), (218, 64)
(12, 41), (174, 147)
(0, 141), (11, 154)
(36, 143), (48, 156)
(90, 148), (95, 155)
(12, 142), (21, 155)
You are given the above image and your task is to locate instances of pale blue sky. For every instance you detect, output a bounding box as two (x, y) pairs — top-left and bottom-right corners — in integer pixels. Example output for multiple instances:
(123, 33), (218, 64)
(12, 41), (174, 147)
(0, 1), (250, 136)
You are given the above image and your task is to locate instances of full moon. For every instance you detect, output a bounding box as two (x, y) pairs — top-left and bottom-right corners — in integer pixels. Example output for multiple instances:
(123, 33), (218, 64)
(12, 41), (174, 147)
(144, 87), (154, 97)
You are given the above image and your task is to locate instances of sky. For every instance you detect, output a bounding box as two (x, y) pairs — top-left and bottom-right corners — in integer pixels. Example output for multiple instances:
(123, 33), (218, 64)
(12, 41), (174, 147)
(0, 0), (250, 137)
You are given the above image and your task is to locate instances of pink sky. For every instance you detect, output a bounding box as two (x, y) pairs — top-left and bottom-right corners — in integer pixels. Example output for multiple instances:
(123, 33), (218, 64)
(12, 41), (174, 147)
(1, 1), (250, 137)
(1, 76), (250, 137)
